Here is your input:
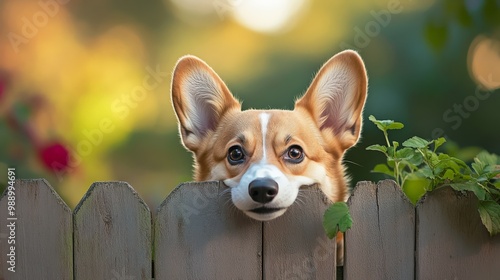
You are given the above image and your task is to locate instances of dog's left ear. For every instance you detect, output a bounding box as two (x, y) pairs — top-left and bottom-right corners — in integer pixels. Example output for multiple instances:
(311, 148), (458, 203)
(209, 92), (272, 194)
(171, 55), (241, 152)
(295, 50), (368, 150)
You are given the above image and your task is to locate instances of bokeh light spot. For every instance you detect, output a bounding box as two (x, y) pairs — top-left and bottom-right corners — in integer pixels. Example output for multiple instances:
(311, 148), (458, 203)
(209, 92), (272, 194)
(468, 35), (500, 91)
(232, 0), (308, 33)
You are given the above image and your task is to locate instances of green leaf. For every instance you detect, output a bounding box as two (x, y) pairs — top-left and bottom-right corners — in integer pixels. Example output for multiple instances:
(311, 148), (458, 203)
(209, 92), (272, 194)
(368, 115), (386, 132)
(387, 158), (395, 168)
(402, 174), (430, 204)
(476, 151), (498, 166)
(396, 147), (415, 160)
(398, 148), (423, 166)
(372, 163), (394, 177)
(386, 122), (404, 130)
(472, 161), (486, 176)
(368, 115), (404, 131)
(442, 169), (455, 180)
(471, 151), (498, 177)
(478, 201), (500, 236)
(392, 141), (399, 150)
(449, 182), (487, 201)
(433, 137), (446, 151)
(403, 136), (430, 149)
(387, 146), (395, 158)
(434, 157), (462, 175)
(488, 186), (500, 197)
(489, 170), (500, 180)
(415, 166), (434, 179)
(429, 152), (440, 166)
(366, 144), (387, 153)
(323, 202), (353, 239)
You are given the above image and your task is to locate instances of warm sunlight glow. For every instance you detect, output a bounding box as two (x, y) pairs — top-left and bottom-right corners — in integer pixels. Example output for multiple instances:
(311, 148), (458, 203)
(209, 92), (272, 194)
(468, 35), (500, 91)
(232, 0), (308, 33)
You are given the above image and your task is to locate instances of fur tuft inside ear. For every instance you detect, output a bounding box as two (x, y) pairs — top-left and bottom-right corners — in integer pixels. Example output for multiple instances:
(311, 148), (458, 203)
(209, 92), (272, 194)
(171, 55), (240, 151)
(295, 50), (368, 149)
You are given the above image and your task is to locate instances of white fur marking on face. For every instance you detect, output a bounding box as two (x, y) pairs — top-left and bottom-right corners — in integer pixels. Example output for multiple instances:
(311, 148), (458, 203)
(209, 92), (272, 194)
(225, 161), (318, 221)
(259, 113), (271, 163)
(224, 112), (321, 221)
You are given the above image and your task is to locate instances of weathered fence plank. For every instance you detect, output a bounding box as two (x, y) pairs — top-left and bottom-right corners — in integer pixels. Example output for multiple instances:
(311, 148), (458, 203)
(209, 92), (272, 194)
(344, 180), (415, 280)
(416, 186), (500, 280)
(73, 182), (151, 280)
(263, 186), (336, 280)
(0, 179), (73, 280)
(154, 181), (262, 280)
(3, 178), (500, 280)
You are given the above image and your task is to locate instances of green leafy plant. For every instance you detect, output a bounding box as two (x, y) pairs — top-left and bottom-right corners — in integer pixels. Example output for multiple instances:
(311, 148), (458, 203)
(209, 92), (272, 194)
(323, 202), (352, 239)
(323, 115), (500, 238)
(366, 115), (500, 235)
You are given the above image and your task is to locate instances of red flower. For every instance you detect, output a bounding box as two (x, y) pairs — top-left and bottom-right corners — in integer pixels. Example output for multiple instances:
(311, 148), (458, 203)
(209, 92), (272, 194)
(38, 142), (70, 172)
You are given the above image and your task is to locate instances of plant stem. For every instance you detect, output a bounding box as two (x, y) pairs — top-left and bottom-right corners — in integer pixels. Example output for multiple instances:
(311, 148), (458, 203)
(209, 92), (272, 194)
(394, 161), (401, 186)
(383, 130), (391, 147)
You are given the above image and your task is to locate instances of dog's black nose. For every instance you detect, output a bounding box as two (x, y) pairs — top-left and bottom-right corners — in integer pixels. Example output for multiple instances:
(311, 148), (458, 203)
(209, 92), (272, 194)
(248, 178), (279, 203)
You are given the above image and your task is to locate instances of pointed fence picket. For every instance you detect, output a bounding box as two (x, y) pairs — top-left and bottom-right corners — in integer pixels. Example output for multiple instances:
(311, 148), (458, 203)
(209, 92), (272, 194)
(0, 179), (499, 280)
(73, 181), (151, 280)
(344, 180), (415, 279)
(416, 186), (500, 279)
(154, 181), (263, 279)
(0, 179), (73, 280)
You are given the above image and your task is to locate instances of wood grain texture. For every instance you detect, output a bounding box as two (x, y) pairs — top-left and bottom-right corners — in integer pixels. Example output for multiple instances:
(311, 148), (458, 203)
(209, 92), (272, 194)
(154, 181), (262, 280)
(4, 178), (500, 280)
(416, 186), (500, 280)
(73, 181), (151, 280)
(263, 185), (336, 280)
(344, 180), (415, 280)
(0, 179), (73, 280)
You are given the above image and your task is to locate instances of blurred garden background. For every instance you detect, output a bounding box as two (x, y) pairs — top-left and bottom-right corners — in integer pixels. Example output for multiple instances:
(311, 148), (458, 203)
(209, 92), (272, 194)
(0, 0), (499, 208)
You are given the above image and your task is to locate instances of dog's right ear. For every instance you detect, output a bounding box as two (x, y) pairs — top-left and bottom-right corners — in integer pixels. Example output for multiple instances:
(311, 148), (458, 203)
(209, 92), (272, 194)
(171, 55), (241, 152)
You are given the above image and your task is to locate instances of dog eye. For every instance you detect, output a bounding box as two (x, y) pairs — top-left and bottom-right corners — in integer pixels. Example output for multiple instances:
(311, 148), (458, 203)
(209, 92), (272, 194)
(285, 145), (304, 163)
(227, 146), (245, 165)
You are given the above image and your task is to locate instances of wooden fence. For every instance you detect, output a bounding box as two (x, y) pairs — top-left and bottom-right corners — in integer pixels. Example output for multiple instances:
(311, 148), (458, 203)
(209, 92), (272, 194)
(0, 179), (499, 279)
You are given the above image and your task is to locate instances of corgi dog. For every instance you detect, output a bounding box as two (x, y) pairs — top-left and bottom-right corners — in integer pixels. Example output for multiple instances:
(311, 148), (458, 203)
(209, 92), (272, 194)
(171, 50), (367, 262)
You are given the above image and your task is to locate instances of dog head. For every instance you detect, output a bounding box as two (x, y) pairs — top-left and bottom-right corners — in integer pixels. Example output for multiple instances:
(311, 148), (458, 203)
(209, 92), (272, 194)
(171, 50), (368, 221)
